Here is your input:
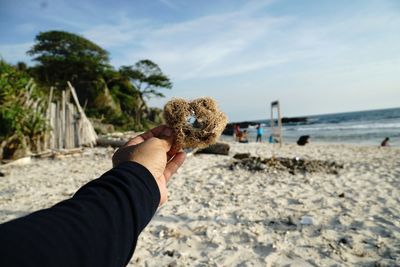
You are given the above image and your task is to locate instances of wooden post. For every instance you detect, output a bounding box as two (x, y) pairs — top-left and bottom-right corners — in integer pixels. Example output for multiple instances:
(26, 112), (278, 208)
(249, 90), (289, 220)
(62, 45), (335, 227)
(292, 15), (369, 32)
(74, 108), (81, 147)
(66, 103), (75, 148)
(69, 104), (78, 147)
(277, 103), (282, 145)
(44, 87), (54, 150)
(270, 104), (274, 136)
(67, 82), (84, 117)
(67, 82), (97, 147)
(24, 78), (34, 108)
(270, 100), (283, 147)
(28, 84), (36, 97)
(48, 87), (54, 106)
(61, 90), (66, 148)
(65, 103), (70, 149)
(50, 103), (57, 149)
(25, 78), (33, 92)
(56, 101), (62, 149)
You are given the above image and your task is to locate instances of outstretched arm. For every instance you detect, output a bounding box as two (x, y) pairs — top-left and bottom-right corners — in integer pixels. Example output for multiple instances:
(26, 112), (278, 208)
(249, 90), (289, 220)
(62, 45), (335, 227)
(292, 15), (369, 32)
(0, 125), (185, 267)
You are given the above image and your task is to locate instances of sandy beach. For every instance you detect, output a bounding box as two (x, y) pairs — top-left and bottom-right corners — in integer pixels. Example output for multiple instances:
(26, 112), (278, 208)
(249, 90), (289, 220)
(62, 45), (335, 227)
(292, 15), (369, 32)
(0, 141), (399, 266)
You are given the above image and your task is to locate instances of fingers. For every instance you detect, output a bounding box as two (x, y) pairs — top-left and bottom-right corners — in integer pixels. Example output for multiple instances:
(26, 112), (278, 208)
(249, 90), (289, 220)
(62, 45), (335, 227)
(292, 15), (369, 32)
(163, 152), (186, 182)
(158, 181), (168, 206)
(167, 145), (179, 161)
(124, 125), (171, 147)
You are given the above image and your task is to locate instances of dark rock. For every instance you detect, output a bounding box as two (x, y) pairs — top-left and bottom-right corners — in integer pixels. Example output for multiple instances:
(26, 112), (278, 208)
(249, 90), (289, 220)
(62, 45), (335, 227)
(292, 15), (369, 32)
(338, 193), (345, 198)
(282, 117), (307, 123)
(90, 119), (115, 134)
(96, 137), (126, 148)
(163, 250), (175, 257)
(287, 216), (297, 226)
(167, 261), (178, 267)
(196, 142), (230, 155)
(222, 125), (235, 135)
(297, 135), (310, 146)
(233, 153), (251, 160)
(338, 237), (352, 247)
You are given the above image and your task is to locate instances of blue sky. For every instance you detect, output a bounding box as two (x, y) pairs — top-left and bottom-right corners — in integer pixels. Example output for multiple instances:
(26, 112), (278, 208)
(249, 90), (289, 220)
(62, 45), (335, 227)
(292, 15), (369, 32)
(1, 0), (399, 121)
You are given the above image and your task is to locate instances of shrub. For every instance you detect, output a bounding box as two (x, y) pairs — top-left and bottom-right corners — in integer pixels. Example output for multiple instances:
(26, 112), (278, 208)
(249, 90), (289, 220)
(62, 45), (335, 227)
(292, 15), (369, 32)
(0, 60), (48, 159)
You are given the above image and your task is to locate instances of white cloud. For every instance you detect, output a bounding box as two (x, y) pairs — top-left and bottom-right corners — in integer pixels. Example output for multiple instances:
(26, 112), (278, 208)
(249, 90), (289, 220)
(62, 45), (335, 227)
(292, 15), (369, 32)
(2, 0), (399, 119)
(83, 22), (144, 47)
(0, 42), (33, 64)
(80, 0), (399, 83)
(82, 1), (296, 80)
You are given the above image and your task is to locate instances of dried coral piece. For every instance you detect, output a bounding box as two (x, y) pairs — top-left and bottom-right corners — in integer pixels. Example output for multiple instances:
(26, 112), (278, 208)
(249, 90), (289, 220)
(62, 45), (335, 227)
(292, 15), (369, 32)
(163, 97), (228, 149)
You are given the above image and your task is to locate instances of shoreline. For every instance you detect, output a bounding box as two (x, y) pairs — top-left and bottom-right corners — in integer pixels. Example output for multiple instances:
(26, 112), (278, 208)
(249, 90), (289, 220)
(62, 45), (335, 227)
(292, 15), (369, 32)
(220, 135), (400, 148)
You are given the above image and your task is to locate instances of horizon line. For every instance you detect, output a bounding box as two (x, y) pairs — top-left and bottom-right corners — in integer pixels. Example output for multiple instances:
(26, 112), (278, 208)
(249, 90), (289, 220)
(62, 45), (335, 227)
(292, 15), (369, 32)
(229, 106), (400, 123)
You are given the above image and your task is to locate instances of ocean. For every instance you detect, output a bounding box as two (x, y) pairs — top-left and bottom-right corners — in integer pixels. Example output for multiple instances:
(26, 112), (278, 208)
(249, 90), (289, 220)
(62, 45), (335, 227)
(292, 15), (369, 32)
(227, 107), (400, 147)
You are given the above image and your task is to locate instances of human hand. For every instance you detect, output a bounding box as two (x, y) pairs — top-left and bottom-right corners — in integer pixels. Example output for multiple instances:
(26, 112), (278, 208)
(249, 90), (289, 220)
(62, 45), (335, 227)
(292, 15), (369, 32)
(112, 125), (186, 205)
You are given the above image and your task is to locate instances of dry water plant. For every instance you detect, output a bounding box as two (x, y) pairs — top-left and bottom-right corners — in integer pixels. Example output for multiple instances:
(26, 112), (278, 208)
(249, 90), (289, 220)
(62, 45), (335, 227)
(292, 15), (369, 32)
(163, 97), (227, 149)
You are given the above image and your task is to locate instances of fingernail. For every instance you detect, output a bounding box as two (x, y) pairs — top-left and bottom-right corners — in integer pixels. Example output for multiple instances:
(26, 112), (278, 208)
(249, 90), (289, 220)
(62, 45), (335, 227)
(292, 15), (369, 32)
(163, 128), (173, 137)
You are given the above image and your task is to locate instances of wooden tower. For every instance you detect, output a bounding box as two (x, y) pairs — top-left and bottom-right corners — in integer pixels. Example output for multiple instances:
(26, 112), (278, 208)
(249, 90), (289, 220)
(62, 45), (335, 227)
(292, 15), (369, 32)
(270, 100), (283, 146)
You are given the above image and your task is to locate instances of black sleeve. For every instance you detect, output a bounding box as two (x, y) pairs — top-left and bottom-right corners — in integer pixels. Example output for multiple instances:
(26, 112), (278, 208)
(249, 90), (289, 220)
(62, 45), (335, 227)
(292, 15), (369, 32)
(0, 161), (160, 267)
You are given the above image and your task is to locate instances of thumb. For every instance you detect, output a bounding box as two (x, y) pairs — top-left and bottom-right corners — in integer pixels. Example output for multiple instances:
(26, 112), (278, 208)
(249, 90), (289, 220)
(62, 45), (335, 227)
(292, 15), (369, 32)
(155, 127), (175, 152)
(155, 135), (174, 153)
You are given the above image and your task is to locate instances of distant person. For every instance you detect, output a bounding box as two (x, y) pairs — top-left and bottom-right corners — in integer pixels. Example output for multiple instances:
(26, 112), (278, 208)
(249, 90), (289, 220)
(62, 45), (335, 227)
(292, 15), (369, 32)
(297, 135), (310, 146)
(381, 137), (390, 147)
(269, 135), (274, 144)
(239, 130), (249, 143)
(234, 124), (242, 142)
(256, 124), (263, 143)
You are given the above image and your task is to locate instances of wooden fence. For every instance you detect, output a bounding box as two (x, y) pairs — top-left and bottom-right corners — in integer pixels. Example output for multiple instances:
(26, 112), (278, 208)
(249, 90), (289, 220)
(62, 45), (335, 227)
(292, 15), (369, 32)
(0, 80), (98, 161)
(44, 82), (97, 150)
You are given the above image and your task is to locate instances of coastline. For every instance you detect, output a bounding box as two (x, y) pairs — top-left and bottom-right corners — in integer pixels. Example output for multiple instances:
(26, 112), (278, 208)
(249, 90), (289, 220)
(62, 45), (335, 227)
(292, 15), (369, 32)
(0, 141), (399, 266)
(220, 134), (397, 148)
(223, 107), (400, 147)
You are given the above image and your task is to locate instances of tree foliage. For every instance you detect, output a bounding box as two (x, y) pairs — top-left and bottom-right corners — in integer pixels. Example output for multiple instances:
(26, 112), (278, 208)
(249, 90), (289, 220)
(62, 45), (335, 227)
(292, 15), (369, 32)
(120, 60), (172, 128)
(0, 30), (173, 158)
(27, 30), (113, 114)
(28, 30), (110, 87)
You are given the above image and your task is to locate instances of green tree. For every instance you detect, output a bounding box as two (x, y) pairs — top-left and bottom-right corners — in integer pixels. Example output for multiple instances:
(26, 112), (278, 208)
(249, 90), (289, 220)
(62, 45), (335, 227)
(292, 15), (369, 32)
(16, 61), (28, 72)
(27, 30), (111, 107)
(120, 60), (172, 128)
(103, 67), (139, 116)
(25, 31), (172, 131)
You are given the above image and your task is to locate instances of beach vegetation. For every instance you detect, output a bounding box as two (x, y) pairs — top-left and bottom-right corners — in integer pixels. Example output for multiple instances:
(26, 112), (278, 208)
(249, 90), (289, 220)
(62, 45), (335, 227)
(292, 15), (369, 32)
(0, 30), (172, 159)
(0, 60), (48, 159)
(118, 60), (172, 129)
(25, 31), (171, 132)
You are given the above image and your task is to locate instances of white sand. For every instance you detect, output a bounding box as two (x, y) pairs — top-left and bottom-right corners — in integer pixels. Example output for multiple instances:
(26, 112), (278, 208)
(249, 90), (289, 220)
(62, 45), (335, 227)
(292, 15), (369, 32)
(0, 142), (399, 266)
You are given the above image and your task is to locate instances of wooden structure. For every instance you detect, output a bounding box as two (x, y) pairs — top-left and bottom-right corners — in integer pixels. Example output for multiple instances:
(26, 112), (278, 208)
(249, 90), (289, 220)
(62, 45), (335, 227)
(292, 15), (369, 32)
(270, 100), (283, 146)
(44, 82), (97, 150)
(0, 80), (98, 161)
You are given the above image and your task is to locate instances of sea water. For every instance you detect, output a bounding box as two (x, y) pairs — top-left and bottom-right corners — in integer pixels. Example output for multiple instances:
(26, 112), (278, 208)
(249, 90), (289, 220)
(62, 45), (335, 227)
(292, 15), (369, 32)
(229, 107), (400, 147)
